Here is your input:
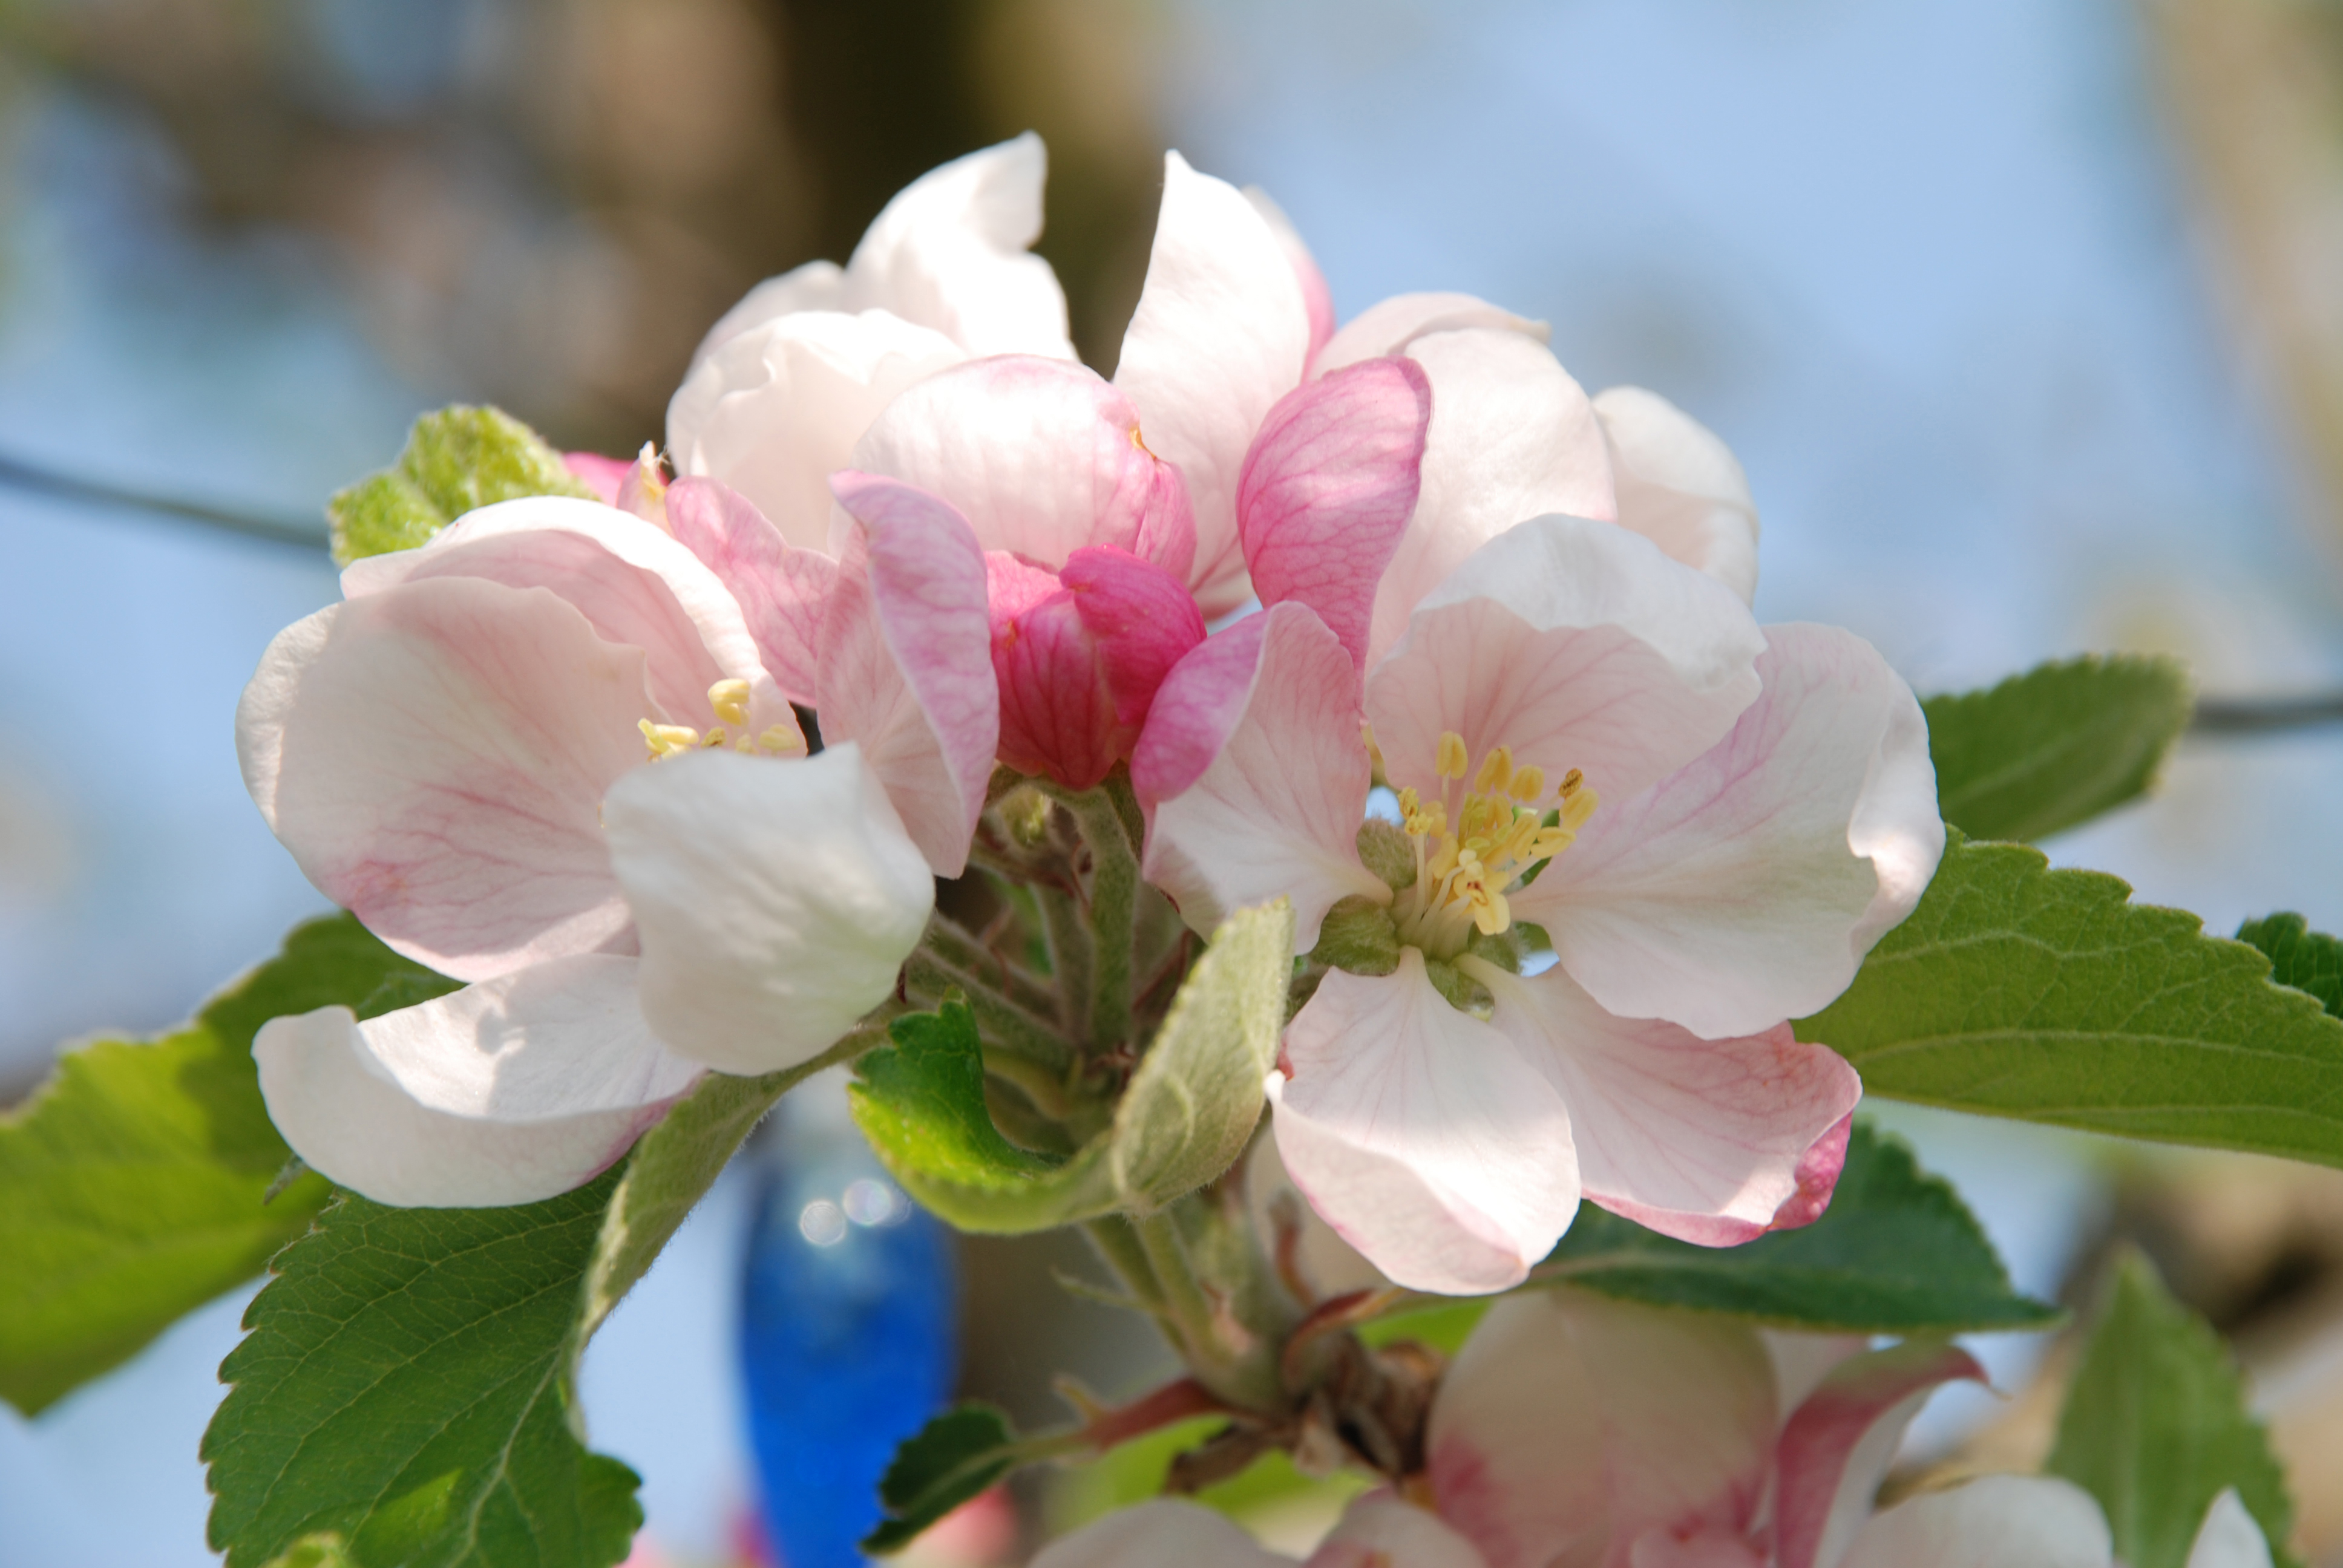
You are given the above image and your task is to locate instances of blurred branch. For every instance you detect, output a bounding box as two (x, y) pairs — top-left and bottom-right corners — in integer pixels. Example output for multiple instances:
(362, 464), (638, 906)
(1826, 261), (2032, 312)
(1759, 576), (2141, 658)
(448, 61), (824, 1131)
(0, 449), (324, 551)
(2189, 693), (2343, 735)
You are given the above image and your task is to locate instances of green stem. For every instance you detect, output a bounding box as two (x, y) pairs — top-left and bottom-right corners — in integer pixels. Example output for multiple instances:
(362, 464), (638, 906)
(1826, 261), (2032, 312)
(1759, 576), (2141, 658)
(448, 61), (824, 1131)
(905, 949), (1077, 1082)
(923, 912), (1058, 1018)
(1057, 779), (1142, 1050)
(1035, 882), (1095, 1040)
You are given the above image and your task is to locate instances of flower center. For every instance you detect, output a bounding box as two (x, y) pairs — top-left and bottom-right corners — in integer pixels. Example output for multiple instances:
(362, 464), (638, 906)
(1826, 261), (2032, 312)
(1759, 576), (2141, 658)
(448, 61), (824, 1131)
(638, 679), (804, 761)
(1389, 730), (1598, 958)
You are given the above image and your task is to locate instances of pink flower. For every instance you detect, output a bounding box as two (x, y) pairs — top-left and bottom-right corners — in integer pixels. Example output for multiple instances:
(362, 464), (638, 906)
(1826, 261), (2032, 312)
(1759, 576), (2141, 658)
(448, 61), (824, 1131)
(237, 480), (998, 1206)
(1133, 330), (1941, 1294)
(1029, 1294), (2274, 1568)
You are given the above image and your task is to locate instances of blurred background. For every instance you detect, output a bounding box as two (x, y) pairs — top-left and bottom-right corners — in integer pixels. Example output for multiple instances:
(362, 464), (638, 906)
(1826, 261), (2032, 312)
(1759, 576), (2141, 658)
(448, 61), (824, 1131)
(10, 0), (2343, 1561)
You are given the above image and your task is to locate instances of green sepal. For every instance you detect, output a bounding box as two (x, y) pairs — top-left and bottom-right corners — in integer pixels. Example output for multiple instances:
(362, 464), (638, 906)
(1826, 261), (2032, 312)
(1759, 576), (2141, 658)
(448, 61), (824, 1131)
(1354, 818), (1417, 892)
(328, 405), (591, 565)
(1923, 653), (2192, 843)
(862, 1403), (1022, 1554)
(1307, 895), (1401, 977)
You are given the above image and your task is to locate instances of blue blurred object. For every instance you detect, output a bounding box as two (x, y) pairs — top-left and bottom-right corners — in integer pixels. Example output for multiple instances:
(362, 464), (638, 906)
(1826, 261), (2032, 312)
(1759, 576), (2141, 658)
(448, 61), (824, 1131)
(738, 1073), (957, 1567)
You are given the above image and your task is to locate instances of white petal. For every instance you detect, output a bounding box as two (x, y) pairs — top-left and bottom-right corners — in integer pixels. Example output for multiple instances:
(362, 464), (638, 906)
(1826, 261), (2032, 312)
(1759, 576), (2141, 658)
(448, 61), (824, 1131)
(253, 955), (703, 1207)
(1309, 1495), (1488, 1568)
(603, 744), (933, 1076)
(688, 259), (848, 370)
(1837, 1476), (2112, 1568)
(1314, 290), (1548, 379)
(1032, 1500), (1297, 1568)
(1594, 386), (1760, 606)
(2186, 1491), (2274, 1568)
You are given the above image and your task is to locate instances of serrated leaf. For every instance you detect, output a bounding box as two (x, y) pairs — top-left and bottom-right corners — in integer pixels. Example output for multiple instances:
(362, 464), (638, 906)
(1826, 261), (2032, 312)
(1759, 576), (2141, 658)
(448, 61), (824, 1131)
(1797, 832), (2343, 1166)
(1532, 1122), (2059, 1332)
(2237, 913), (2343, 1021)
(328, 405), (590, 565)
(1109, 898), (1294, 1210)
(0, 913), (453, 1414)
(864, 1403), (1021, 1554)
(1924, 653), (2192, 842)
(2047, 1253), (2296, 1568)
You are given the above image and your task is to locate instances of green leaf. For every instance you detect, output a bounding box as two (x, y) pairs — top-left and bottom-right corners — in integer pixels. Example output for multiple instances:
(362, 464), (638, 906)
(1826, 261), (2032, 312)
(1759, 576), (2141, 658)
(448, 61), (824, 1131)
(864, 1403), (1022, 1554)
(328, 405), (590, 565)
(2046, 1253), (2296, 1568)
(1923, 653), (2192, 842)
(205, 1041), (843, 1568)
(1532, 1121), (2059, 1333)
(2236, 912), (2343, 1020)
(0, 913), (453, 1415)
(1798, 832), (2343, 1166)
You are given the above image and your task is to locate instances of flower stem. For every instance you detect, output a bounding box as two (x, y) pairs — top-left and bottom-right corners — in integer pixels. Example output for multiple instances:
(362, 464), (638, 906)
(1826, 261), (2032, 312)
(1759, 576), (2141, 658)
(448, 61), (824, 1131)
(1054, 778), (1142, 1050)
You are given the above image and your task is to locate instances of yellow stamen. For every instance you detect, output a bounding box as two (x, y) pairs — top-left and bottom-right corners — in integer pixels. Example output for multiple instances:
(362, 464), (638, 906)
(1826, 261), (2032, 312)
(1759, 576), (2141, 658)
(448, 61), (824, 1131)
(709, 679), (752, 726)
(700, 726), (728, 749)
(639, 719), (701, 759)
(1508, 764), (1545, 802)
(758, 725), (805, 756)
(1435, 731), (1470, 780)
(1473, 745), (1514, 796)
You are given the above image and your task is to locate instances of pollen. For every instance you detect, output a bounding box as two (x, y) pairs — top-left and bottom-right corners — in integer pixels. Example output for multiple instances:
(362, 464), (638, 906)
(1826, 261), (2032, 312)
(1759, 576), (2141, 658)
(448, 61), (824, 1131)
(709, 679), (752, 726)
(639, 720), (701, 760)
(1435, 731), (1470, 780)
(1391, 734), (1599, 957)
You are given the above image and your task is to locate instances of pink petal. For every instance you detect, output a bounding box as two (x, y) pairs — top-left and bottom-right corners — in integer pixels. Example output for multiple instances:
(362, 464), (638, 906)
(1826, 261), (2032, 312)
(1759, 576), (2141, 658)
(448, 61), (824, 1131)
(1595, 387), (1760, 606)
(238, 577), (651, 983)
(1132, 603), (1389, 950)
(819, 473), (1000, 875)
(666, 308), (965, 552)
(2187, 1490), (2274, 1568)
(564, 451), (631, 505)
(603, 745), (934, 1076)
(344, 495), (795, 744)
(1244, 186), (1336, 370)
(1510, 623), (1943, 1041)
(252, 955), (703, 1207)
(1314, 291), (1550, 379)
(1627, 1532), (1768, 1568)
(851, 354), (1196, 578)
(1470, 964), (1862, 1247)
(1425, 1294), (1610, 1568)
(1030, 1500), (1297, 1568)
(1837, 1476), (2112, 1568)
(665, 477), (839, 704)
(1239, 358), (1433, 673)
(1764, 1333), (1875, 1425)
(1774, 1341), (1988, 1568)
(1366, 515), (1765, 810)
(1367, 328), (1617, 668)
(1271, 953), (1579, 1295)
(1114, 152), (1313, 618)
(689, 259), (848, 368)
(1309, 1496), (1486, 1568)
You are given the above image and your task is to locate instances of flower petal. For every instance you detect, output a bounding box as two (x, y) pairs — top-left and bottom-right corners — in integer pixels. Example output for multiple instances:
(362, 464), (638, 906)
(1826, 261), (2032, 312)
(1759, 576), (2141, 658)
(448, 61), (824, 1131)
(252, 955), (702, 1207)
(663, 476), (839, 705)
(689, 259), (848, 368)
(1244, 186), (1336, 369)
(603, 744), (932, 1076)
(1426, 1293), (1609, 1568)
(1314, 291), (1549, 379)
(1239, 357), (1433, 673)
(344, 494), (793, 741)
(851, 354), (1196, 578)
(666, 308), (965, 552)
(1510, 623), (1942, 1040)
(238, 577), (650, 982)
(1837, 1476), (2112, 1568)
(1772, 1341), (1988, 1568)
(1470, 964), (1861, 1247)
(564, 450), (632, 504)
(1309, 1495), (1487, 1568)
(1367, 515), (1765, 808)
(1367, 328), (1615, 667)
(819, 473), (1000, 874)
(1595, 387), (1760, 606)
(2187, 1491), (2274, 1568)
(1272, 953), (1579, 1295)
(1133, 603), (1388, 950)
(1031, 1500), (1296, 1568)
(1114, 151), (1312, 617)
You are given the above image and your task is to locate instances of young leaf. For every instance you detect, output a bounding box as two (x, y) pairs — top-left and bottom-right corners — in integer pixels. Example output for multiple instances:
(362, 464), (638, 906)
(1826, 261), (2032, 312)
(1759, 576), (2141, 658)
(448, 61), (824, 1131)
(1924, 653), (2192, 842)
(1797, 833), (2343, 1167)
(328, 405), (590, 565)
(0, 913), (452, 1415)
(1532, 1122), (2059, 1333)
(2236, 913), (2343, 1020)
(863, 1403), (1022, 1554)
(2046, 1253), (2295, 1568)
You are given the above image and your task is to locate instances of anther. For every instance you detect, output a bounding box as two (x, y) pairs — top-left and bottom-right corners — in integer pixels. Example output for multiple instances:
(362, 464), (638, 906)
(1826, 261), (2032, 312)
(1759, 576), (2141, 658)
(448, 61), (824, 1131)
(709, 679), (752, 726)
(1436, 731), (1470, 780)
(1473, 745), (1514, 796)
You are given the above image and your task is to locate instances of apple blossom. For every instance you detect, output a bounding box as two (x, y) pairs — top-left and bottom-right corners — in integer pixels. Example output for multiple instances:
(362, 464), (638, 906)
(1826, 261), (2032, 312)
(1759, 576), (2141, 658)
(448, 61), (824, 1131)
(237, 480), (997, 1207)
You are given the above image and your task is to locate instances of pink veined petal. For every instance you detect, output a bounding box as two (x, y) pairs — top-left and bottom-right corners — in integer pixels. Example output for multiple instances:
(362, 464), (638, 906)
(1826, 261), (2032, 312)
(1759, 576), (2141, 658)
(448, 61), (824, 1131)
(1244, 186), (1337, 371)
(603, 745), (934, 1076)
(1132, 603), (1389, 950)
(850, 354), (1197, 579)
(1030, 1500), (1298, 1568)
(1367, 327), (1616, 667)
(1239, 357), (1434, 674)
(1594, 387), (1761, 606)
(665, 476), (839, 705)
(1309, 1495), (1488, 1568)
(2187, 1490), (2275, 1568)
(1624, 1531), (1766, 1568)
(1427, 1293), (1611, 1568)
(1315, 291), (1551, 379)
(1114, 151), (1312, 618)
(666, 308), (966, 553)
(689, 258), (849, 368)
(344, 495), (793, 743)
(819, 473), (1000, 875)
(1835, 1476), (2112, 1568)
(252, 955), (703, 1207)
(1509, 622), (1942, 1040)
(841, 131), (1075, 360)
(565, 451), (632, 505)
(1468, 962), (1862, 1248)
(1773, 1341), (1989, 1568)
(1368, 515), (1766, 809)
(1764, 1334), (1875, 1427)
(1271, 953), (1580, 1296)
(238, 577), (651, 983)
